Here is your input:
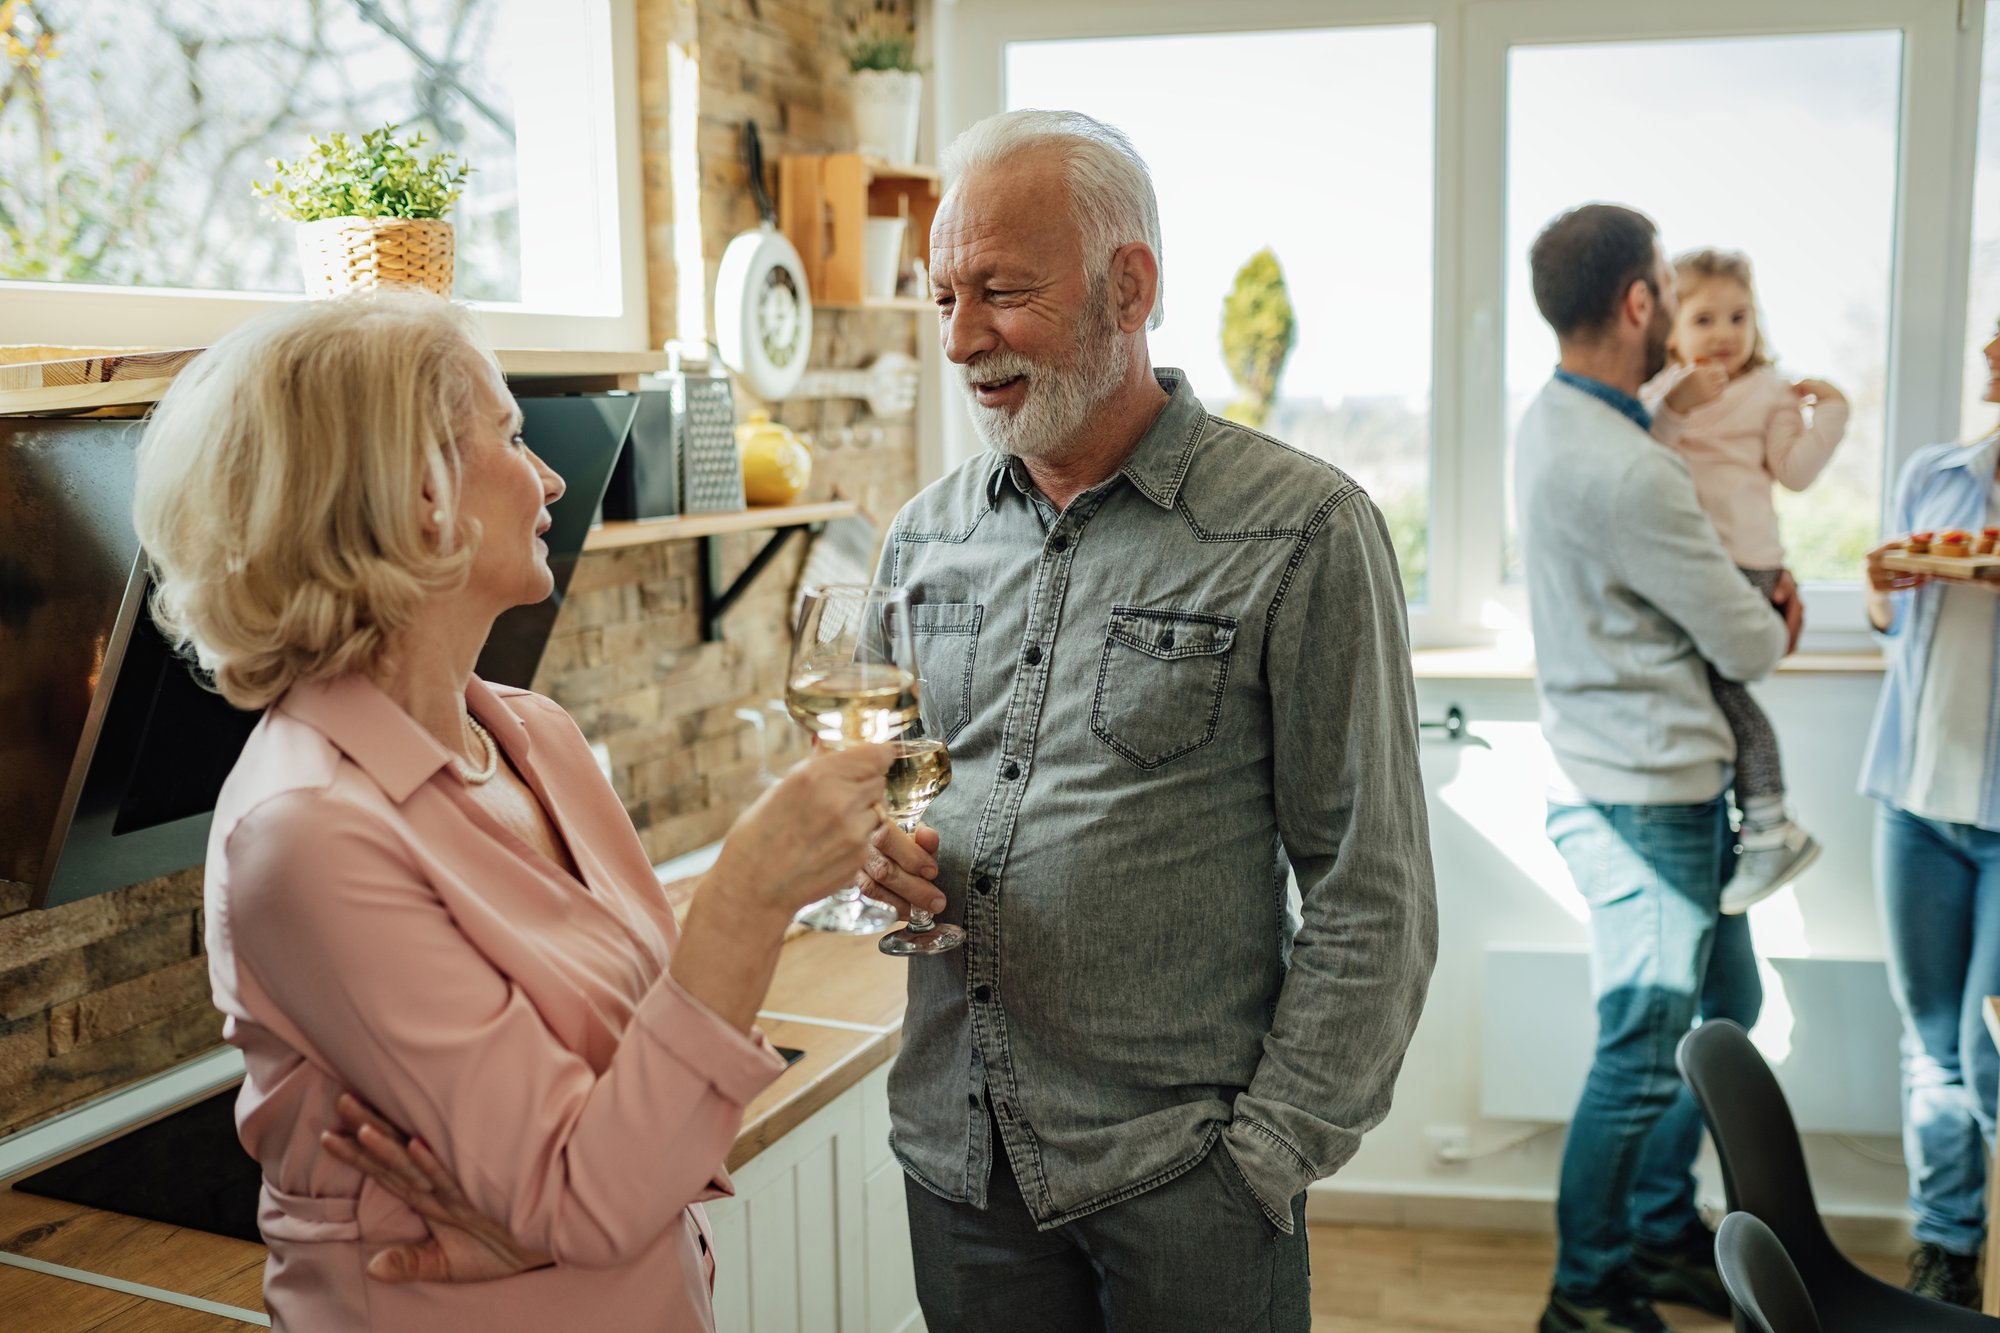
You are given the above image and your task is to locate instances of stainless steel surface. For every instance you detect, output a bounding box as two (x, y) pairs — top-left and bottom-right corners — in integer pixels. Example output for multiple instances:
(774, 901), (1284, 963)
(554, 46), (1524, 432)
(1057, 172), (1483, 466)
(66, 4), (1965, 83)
(0, 420), (145, 890)
(3, 394), (635, 908)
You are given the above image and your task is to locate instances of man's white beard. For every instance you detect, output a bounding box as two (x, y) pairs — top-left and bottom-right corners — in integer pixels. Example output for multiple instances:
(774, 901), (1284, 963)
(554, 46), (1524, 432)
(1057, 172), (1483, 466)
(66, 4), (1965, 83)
(957, 291), (1130, 462)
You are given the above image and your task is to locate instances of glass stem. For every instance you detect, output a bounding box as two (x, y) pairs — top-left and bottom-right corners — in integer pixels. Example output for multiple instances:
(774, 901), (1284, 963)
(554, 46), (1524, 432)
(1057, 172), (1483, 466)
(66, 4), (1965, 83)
(897, 815), (936, 933)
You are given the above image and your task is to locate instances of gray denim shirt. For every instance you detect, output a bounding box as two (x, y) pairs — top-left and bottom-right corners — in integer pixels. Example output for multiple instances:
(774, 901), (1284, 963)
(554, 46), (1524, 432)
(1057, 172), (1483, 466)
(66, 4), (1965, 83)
(876, 370), (1438, 1234)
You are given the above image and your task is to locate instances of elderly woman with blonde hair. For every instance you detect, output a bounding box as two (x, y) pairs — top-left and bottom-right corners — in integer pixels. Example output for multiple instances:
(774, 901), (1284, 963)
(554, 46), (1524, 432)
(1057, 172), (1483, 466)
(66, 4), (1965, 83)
(133, 290), (946, 1331)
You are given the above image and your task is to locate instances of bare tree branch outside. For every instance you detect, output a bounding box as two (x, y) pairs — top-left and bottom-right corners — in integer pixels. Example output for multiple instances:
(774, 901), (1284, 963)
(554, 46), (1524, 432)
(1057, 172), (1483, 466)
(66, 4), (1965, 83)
(0, 0), (519, 300)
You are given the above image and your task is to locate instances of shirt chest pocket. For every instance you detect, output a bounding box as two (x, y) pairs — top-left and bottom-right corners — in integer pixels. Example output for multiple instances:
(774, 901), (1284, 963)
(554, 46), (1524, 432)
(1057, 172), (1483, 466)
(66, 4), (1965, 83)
(911, 602), (983, 745)
(1091, 607), (1238, 770)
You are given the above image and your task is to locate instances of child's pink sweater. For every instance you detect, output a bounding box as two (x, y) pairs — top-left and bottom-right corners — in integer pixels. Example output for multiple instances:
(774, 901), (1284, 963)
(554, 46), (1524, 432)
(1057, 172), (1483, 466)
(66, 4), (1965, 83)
(1641, 364), (1849, 570)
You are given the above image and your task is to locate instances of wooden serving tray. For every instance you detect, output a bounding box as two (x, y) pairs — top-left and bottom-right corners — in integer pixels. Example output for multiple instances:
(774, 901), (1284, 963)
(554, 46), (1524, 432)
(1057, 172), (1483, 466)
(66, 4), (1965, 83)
(1882, 549), (2000, 581)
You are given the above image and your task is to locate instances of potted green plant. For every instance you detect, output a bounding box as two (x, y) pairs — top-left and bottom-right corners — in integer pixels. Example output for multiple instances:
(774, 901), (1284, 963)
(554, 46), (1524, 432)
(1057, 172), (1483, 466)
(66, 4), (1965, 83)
(846, 1), (922, 164)
(253, 124), (472, 298)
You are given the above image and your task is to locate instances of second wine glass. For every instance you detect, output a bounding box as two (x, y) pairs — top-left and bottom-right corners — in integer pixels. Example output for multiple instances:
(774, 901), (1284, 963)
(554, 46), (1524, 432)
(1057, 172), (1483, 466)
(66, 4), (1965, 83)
(878, 730), (964, 955)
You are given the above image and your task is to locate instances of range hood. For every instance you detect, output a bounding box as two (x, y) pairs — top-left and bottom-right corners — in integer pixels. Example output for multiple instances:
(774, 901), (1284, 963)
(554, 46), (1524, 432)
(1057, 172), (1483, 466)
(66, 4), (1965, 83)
(0, 394), (636, 910)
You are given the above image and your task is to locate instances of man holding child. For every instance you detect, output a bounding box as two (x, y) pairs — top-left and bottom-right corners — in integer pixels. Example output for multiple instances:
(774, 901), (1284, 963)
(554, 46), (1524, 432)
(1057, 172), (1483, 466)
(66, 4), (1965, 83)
(1515, 203), (1804, 1333)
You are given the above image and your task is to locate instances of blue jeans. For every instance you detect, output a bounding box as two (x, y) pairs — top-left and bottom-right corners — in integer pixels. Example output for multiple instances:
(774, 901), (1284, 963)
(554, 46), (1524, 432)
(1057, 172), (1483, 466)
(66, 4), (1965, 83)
(1876, 802), (2000, 1255)
(1547, 797), (1762, 1296)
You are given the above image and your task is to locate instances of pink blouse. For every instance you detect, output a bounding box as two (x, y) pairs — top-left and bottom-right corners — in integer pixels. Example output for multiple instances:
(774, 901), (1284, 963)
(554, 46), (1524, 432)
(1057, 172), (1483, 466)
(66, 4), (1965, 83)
(204, 672), (785, 1332)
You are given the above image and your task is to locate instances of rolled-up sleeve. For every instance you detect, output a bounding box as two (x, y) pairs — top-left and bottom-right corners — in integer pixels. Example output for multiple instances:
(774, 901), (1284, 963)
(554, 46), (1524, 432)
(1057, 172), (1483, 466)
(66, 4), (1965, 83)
(223, 790), (786, 1269)
(1221, 486), (1439, 1233)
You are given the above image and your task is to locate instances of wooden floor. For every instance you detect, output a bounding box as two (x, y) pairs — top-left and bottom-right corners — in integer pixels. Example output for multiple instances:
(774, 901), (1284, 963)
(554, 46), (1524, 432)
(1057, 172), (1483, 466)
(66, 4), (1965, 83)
(0, 1184), (1912, 1332)
(0, 1187), (265, 1330)
(1307, 1223), (1907, 1332)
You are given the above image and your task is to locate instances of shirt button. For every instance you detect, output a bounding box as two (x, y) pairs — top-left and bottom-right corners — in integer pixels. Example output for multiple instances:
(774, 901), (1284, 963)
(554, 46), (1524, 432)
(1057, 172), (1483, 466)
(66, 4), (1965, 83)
(973, 984), (993, 1002)
(974, 874), (994, 895)
(999, 760), (1021, 781)
(1159, 631), (1176, 650)
(967, 1093), (982, 1110)
(1023, 644), (1043, 666)
(1049, 533), (1070, 553)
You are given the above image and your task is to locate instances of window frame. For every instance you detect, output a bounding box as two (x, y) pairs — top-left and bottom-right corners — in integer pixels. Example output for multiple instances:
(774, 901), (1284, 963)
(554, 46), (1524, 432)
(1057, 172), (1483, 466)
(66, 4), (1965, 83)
(933, 0), (1987, 652)
(0, 0), (651, 353)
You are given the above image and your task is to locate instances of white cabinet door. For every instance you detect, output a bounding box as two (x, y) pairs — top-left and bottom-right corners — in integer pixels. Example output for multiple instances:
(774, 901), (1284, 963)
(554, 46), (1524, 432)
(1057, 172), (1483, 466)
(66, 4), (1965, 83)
(859, 1063), (923, 1333)
(708, 1089), (865, 1333)
(707, 1061), (924, 1333)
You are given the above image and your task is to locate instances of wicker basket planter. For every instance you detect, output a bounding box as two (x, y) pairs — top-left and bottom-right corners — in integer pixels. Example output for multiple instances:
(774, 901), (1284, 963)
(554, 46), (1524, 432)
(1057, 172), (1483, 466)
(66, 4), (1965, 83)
(296, 216), (455, 298)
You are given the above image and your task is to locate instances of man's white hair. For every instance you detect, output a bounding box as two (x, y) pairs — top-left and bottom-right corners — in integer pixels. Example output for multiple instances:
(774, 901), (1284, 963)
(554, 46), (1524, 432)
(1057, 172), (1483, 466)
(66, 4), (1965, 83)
(941, 108), (1165, 330)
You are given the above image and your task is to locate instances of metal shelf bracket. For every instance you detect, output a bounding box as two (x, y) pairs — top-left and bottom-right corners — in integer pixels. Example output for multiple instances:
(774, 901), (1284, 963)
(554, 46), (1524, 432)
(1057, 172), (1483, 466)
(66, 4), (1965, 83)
(700, 521), (829, 641)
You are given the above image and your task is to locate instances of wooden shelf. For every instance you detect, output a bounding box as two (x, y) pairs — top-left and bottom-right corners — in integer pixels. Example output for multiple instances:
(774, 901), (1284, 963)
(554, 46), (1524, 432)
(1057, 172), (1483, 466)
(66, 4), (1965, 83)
(859, 158), (940, 182)
(779, 153), (942, 308)
(583, 500), (859, 552)
(816, 297), (932, 313)
(0, 345), (666, 415)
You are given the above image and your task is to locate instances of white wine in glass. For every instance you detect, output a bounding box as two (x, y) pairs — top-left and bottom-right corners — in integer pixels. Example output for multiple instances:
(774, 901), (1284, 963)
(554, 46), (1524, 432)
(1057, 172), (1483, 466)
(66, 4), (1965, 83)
(785, 662), (919, 744)
(879, 736), (964, 955)
(784, 585), (917, 935)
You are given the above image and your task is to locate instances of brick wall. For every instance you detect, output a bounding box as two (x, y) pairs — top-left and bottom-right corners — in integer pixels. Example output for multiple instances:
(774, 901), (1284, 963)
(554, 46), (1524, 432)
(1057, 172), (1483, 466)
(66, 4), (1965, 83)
(0, 0), (926, 1138)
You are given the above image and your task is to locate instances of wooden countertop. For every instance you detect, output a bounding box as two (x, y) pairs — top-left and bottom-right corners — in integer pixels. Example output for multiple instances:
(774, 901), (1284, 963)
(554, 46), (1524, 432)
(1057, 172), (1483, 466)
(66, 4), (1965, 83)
(0, 927), (910, 1328)
(729, 931), (908, 1170)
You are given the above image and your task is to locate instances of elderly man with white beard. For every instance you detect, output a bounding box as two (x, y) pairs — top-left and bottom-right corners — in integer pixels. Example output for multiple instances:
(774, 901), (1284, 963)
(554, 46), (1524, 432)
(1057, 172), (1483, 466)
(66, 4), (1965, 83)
(861, 109), (1439, 1332)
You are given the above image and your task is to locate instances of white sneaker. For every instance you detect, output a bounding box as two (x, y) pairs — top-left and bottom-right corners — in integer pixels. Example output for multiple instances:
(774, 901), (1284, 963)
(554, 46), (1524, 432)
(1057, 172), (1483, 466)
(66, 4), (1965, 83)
(1722, 823), (1820, 914)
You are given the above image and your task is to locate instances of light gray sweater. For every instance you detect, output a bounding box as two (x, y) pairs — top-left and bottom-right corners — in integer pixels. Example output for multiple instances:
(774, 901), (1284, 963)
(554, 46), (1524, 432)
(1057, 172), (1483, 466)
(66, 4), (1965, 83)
(1517, 377), (1788, 804)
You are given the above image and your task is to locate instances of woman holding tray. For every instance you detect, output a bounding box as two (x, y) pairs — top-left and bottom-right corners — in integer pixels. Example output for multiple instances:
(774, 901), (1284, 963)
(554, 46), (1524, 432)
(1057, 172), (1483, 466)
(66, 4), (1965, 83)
(1860, 322), (2000, 1308)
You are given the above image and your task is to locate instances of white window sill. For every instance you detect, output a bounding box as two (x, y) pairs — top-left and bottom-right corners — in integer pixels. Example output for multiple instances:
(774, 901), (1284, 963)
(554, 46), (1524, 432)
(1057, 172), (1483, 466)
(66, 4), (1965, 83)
(1410, 645), (1886, 682)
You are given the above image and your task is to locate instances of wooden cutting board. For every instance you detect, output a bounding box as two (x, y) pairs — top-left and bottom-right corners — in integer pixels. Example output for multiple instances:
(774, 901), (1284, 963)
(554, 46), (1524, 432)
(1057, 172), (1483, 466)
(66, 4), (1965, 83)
(1881, 549), (2000, 581)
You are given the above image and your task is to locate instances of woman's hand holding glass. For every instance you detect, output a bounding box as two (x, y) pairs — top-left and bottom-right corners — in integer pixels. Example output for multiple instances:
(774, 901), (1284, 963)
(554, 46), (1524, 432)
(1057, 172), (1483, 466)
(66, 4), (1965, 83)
(705, 741), (942, 928)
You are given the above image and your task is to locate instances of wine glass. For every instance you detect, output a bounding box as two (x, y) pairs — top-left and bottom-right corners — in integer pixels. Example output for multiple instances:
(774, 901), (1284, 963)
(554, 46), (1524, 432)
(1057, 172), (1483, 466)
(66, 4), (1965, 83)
(878, 729), (964, 956)
(784, 584), (917, 935)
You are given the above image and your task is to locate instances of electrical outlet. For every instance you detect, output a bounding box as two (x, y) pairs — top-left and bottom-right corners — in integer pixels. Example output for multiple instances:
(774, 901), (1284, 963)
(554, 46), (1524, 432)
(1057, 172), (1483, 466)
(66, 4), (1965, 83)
(1425, 1124), (1471, 1165)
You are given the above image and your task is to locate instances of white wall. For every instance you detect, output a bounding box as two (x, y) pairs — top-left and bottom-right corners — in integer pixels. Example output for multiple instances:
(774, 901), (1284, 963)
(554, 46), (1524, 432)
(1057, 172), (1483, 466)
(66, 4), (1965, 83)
(1318, 668), (1914, 1222)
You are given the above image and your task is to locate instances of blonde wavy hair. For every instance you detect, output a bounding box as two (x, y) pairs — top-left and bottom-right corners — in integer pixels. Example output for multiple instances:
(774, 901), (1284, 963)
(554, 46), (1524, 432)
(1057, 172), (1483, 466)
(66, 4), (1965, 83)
(133, 290), (494, 709)
(1670, 247), (1772, 371)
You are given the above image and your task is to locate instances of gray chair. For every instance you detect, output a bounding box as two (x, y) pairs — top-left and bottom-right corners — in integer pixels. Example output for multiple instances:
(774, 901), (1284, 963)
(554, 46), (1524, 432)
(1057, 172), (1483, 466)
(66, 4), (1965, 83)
(1715, 1212), (1820, 1333)
(1677, 1020), (2000, 1331)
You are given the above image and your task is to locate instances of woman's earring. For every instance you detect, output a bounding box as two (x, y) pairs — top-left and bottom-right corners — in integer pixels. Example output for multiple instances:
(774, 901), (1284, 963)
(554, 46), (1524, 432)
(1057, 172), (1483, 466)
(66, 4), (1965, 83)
(431, 509), (446, 526)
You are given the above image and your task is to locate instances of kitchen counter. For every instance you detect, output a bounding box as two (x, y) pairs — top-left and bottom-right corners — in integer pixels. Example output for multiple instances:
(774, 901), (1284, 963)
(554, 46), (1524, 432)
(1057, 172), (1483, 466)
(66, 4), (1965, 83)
(0, 929), (911, 1329)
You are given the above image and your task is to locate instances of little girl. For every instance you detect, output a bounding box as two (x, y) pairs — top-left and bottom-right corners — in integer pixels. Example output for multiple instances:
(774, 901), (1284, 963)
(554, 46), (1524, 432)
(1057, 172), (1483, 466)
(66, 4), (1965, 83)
(1642, 247), (1849, 913)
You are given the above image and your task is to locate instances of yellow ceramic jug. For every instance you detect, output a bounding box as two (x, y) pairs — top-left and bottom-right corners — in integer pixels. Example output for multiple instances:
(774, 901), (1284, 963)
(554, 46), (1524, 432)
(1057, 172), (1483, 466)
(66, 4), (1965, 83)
(736, 411), (813, 505)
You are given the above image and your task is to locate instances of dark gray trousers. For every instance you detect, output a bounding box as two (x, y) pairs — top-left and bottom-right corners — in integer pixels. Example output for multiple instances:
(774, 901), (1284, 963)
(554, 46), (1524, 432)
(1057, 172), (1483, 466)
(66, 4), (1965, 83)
(1711, 565), (1786, 805)
(904, 1130), (1311, 1333)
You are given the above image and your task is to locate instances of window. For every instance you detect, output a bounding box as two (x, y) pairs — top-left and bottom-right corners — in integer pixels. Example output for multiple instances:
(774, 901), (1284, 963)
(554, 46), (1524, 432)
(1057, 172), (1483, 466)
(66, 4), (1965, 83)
(0, 0), (518, 298)
(1963, 1), (2000, 442)
(939, 0), (1974, 648)
(0, 0), (645, 349)
(1003, 25), (1437, 602)
(1502, 31), (1902, 587)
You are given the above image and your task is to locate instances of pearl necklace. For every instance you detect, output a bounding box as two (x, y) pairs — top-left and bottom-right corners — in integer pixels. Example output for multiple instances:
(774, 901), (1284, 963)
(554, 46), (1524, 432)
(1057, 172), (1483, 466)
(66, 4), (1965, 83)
(455, 713), (498, 785)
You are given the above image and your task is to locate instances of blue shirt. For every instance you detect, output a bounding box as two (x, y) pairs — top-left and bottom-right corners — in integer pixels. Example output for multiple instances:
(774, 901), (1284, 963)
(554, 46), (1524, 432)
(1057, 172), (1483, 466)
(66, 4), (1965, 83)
(1553, 367), (1653, 432)
(1861, 434), (2000, 830)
